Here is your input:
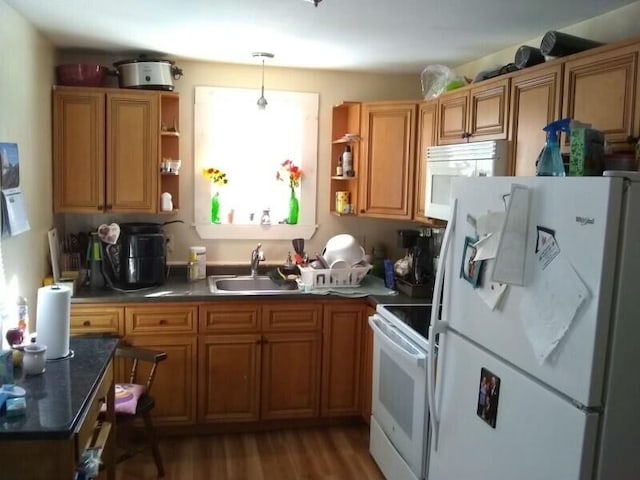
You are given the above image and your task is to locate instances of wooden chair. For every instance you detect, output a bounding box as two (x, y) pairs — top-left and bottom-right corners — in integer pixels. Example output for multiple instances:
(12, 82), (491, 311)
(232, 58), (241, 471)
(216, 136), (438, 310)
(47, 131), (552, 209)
(112, 345), (168, 477)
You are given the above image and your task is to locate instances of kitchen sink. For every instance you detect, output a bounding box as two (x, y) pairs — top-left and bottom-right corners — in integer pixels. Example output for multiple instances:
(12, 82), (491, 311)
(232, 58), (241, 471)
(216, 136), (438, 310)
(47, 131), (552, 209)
(208, 275), (302, 295)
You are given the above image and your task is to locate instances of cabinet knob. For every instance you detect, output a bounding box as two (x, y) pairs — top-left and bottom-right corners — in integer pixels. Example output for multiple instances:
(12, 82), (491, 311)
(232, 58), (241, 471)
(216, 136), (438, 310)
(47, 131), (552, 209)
(159, 319), (167, 325)
(105, 204), (113, 210)
(83, 320), (91, 327)
(360, 209), (365, 214)
(97, 205), (103, 211)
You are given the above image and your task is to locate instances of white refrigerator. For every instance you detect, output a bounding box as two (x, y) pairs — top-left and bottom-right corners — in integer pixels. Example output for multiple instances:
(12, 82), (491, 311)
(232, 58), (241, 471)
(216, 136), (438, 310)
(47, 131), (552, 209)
(426, 174), (640, 480)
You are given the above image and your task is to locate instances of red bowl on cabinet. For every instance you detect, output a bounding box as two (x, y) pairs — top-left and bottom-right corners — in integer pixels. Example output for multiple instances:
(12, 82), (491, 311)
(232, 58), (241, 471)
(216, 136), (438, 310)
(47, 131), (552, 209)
(56, 64), (108, 87)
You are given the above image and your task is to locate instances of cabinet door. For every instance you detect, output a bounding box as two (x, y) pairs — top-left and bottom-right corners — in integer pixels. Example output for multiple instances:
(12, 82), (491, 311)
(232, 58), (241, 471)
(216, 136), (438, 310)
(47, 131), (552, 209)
(198, 334), (261, 423)
(437, 90), (468, 144)
(361, 306), (376, 423)
(261, 332), (321, 420)
(510, 65), (563, 176)
(563, 43), (640, 150)
(359, 102), (417, 219)
(321, 302), (364, 417)
(53, 89), (105, 213)
(125, 334), (197, 426)
(106, 92), (158, 213)
(468, 78), (510, 141)
(414, 100), (438, 222)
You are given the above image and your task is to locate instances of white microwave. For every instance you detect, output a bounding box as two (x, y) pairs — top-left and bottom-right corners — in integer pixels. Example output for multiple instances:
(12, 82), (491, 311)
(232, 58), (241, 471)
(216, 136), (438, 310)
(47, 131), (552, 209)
(425, 140), (510, 220)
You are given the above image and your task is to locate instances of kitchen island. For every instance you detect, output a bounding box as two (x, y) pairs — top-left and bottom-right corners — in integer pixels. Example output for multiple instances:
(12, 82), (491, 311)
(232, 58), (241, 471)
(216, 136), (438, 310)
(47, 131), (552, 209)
(0, 336), (118, 480)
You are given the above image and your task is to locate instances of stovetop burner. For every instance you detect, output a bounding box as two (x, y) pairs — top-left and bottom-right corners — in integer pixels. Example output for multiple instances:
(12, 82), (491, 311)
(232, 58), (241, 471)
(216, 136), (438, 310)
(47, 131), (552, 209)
(378, 304), (432, 341)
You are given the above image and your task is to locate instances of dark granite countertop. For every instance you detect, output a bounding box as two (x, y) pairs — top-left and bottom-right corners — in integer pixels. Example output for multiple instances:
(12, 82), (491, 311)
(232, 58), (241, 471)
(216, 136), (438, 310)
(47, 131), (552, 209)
(0, 336), (119, 440)
(71, 266), (431, 307)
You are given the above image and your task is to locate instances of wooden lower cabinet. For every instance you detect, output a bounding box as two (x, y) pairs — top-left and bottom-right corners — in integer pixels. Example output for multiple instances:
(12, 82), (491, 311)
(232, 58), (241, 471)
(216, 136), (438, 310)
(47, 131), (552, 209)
(261, 331), (321, 419)
(198, 301), (322, 423)
(71, 299), (369, 428)
(126, 334), (197, 426)
(198, 334), (261, 423)
(321, 302), (365, 417)
(123, 304), (198, 426)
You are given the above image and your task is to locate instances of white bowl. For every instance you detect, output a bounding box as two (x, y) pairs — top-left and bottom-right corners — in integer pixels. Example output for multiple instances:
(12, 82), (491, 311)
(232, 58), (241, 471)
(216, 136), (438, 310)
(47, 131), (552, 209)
(323, 234), (365, 267)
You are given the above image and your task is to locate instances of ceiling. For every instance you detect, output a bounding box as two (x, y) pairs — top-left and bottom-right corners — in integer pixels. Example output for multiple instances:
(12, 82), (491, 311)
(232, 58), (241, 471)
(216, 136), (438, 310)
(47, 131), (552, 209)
(5, 0), (638, 74)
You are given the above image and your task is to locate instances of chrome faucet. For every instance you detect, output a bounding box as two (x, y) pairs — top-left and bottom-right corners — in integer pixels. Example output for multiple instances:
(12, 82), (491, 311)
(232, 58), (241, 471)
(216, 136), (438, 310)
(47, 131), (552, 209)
(250, 243), (265, 277)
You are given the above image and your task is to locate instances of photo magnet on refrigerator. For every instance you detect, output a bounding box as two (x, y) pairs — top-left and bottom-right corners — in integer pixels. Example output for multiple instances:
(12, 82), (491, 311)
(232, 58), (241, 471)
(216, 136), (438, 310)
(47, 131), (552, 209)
(477, 368), (501, 429)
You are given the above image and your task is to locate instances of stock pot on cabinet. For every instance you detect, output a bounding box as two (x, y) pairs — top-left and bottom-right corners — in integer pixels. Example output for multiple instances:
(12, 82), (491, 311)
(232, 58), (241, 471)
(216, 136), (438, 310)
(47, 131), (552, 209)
(113, 58), (183, 91)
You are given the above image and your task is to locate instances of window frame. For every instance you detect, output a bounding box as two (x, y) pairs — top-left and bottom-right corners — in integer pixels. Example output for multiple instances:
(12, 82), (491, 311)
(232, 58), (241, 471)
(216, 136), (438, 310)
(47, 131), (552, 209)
(193, 86), (319, 240)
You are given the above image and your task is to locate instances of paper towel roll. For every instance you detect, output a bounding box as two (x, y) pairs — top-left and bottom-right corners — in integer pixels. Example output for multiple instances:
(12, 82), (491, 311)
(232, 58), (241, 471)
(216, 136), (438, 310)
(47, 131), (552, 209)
(36, 285), (71, 360)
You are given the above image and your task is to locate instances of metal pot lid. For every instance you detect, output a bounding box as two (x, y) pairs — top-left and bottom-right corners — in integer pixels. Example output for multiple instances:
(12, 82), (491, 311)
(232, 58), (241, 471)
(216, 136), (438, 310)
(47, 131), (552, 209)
(113, 58), (175, 67)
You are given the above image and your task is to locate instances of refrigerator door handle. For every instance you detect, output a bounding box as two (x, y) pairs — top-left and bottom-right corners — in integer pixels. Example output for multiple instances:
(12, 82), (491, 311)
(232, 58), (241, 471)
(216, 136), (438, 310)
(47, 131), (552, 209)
(368, 315), (427, 367)
(427, 198), (457, 451)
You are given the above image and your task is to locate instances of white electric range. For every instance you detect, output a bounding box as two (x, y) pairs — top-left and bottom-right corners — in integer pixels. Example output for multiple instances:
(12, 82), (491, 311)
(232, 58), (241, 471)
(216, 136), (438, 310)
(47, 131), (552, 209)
(368, 303), (434, 480)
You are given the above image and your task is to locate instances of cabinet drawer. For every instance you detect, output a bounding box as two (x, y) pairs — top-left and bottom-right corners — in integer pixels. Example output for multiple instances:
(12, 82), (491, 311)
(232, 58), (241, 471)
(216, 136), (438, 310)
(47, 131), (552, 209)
(126, 305), (197, 334)
(199, 302), (261, 333)
(70, 305), (124, 335)
(262, 302), (322, 332)
(76, 361), (113, 455)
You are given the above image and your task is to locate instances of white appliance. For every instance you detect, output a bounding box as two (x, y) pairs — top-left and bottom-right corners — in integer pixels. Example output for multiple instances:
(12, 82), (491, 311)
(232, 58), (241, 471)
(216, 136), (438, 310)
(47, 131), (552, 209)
(369, 304), (432, 480)
(426, 173), (640, 479)
(425, 140), (509, 221)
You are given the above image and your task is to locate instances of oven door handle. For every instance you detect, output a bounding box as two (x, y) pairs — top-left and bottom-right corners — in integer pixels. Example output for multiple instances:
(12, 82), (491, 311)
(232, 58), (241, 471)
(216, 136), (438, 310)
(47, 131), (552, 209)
(368, 315), (426, 368)
(428, 198), (456, 451)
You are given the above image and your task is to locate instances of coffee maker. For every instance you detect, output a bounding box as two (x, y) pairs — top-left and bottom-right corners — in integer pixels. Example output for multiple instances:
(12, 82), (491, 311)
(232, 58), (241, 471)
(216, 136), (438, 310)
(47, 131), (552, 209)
(103, 223), (167, 288)
(395, 229), (436, 298)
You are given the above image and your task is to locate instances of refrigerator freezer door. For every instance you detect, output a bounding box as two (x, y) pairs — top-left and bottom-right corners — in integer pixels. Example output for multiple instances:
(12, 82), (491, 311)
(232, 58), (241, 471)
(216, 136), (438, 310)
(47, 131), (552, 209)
(428, 331), (598, 480)
(444, 176), (624, 407)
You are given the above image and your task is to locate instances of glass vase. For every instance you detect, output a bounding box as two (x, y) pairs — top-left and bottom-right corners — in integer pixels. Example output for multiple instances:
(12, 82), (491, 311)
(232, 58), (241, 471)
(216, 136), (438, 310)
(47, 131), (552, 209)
(288, 187), (299, 225)
(210, 191), (221, 224)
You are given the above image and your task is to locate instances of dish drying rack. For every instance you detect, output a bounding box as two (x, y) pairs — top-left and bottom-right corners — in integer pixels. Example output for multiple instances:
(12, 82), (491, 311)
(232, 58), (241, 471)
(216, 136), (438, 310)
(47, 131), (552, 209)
(298, 263), (372, 288)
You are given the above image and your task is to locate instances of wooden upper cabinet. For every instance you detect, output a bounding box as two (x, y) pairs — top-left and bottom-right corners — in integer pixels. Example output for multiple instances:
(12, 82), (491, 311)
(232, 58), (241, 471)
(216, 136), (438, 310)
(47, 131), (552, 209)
(53, 86), (161, 214)
(510, 64), (563, 176)
(438, 78), (510, 144)
(330, 102), (361, 216)
(359, 101), (417, 219)
(414, 100), (438, 222)
(563, 42), (640, 151)
(437, 90), (468, 144)
(53, 89), (105, 213)
(106, 92), (158, 212)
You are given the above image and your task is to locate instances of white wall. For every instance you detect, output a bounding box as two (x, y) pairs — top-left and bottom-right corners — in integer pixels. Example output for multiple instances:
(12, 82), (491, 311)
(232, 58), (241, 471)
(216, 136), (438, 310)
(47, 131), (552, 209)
(454, 1), (640, 79)
(0, 0), (55, 329)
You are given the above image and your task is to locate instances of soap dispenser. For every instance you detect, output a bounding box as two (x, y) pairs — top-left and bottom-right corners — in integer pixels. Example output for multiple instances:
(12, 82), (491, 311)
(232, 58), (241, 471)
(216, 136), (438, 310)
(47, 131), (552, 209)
(536, 118), (571, 176)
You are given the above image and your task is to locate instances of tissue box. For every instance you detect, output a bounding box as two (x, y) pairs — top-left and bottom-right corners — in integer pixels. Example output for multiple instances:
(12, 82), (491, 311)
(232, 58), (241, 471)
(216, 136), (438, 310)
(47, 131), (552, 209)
(0, 350), (13, 385)
(569, 128), (605, 176)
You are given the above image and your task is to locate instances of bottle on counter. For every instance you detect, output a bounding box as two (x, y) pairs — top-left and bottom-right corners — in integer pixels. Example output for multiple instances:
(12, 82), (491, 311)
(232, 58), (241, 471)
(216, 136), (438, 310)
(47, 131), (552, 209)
(187, 250), (199, 282)
(342, 145), (354, 177)
(17, 296), (28, 333)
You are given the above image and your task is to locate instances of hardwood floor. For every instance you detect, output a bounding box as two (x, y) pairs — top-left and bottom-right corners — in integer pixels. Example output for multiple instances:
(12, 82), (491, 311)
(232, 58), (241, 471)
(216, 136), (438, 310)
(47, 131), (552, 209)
(115, 424), (384, 480)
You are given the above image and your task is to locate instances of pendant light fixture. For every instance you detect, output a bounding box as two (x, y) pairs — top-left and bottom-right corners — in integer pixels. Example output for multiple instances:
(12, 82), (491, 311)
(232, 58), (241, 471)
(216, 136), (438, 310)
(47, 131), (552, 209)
(253, 52), (274, 110)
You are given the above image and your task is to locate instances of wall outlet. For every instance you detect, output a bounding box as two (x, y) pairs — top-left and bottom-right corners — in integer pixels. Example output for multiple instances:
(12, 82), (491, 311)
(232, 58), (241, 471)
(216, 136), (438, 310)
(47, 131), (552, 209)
(166, 234), (174, 254)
